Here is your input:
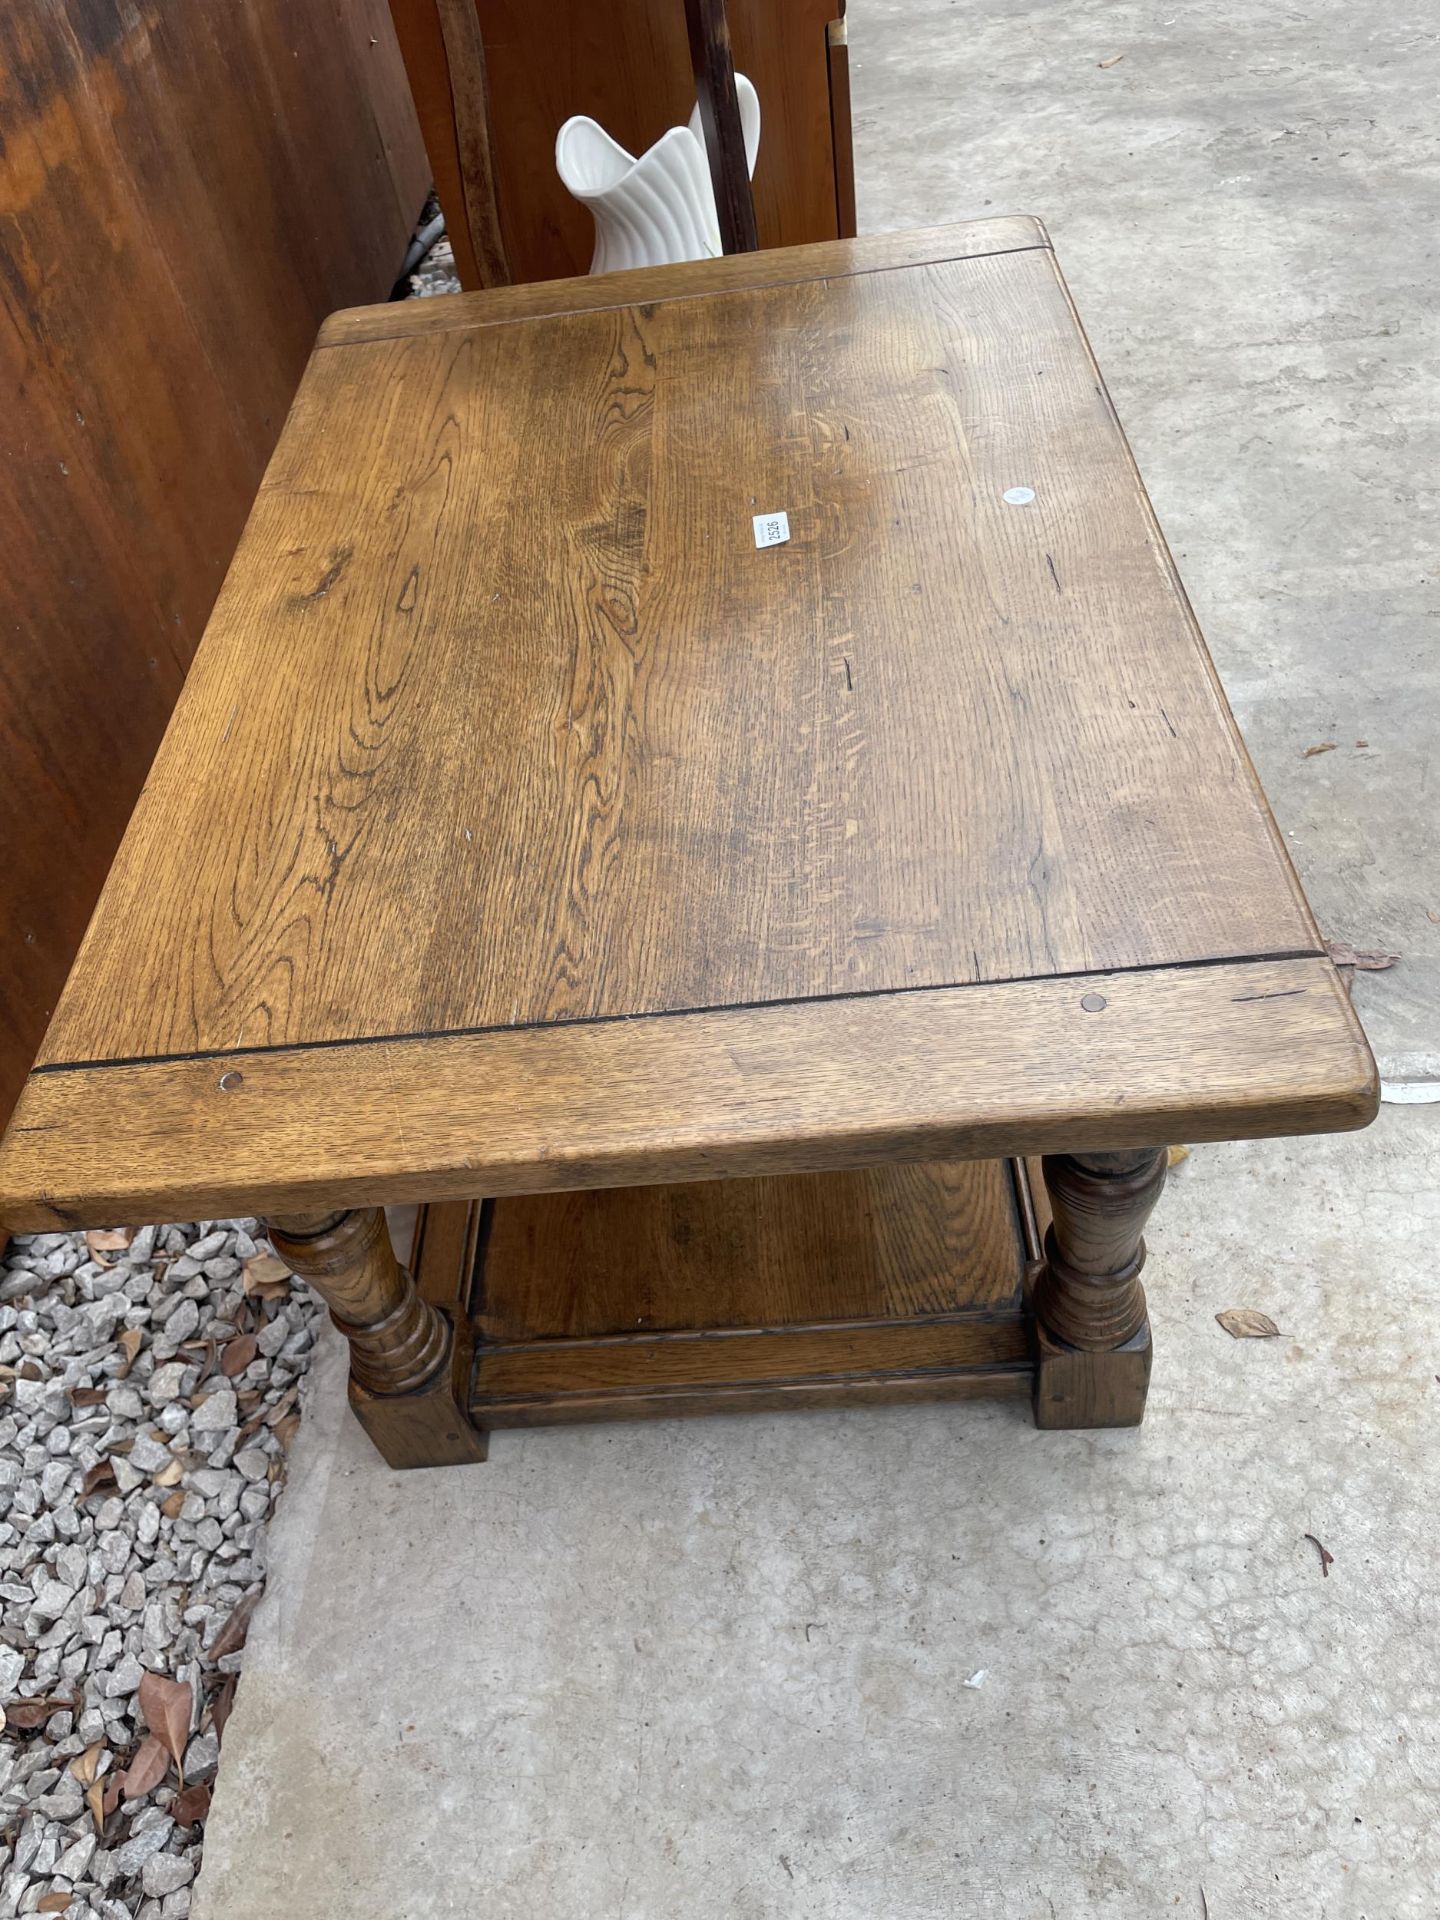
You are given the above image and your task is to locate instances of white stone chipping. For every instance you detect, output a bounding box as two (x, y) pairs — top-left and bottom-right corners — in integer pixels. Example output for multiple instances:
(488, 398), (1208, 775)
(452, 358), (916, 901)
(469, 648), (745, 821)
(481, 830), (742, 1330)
(0, 1221), (321, 1918)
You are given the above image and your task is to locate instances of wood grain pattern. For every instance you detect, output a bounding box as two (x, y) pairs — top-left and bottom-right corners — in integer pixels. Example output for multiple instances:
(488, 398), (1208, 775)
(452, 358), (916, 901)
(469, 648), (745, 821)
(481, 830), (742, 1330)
(408, 1199), (483, 1317)
(403, 1178), (1029, 1442)
(0, 958), (1376, 1230)
(1030, 1147), (1166, 1428)
(389, 0), (484, 284)
(475, 1316), (1030, 1400)
(38, 235), (1322, 1070)
(432, 0), (510, 286)
(1032, 1318), (1152, 1432)
(476, 1157), (1023, 1340)
(389, 0), (847, 287)
(471, 1155), (1026, 1430)
(0, 0), (427, 1127)
(0, 224), (1378, 1244)
(269, 1202), (487, 1466)
(316, 219), (1051, 347)
(1032, 1147), (1167, 1351)
(267, 1209), (450, 1397)
(348, 1198), (489, 1465)
(475, 1369), (1031, 1429)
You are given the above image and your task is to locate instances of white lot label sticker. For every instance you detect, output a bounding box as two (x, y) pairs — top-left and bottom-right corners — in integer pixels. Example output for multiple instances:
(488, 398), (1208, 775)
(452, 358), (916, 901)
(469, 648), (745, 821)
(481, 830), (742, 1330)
(753, 510), (791, 549)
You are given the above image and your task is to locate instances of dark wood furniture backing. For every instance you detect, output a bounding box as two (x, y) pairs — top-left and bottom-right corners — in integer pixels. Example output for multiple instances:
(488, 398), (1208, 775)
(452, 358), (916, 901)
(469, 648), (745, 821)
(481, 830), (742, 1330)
(0, 0), (428, 1130)
(388, 0), (855, 286)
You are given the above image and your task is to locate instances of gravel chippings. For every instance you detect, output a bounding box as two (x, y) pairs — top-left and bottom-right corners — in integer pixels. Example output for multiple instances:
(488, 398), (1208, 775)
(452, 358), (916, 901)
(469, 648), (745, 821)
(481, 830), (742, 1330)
(407, 232), (460, 299)
(403, 192), (462, 300)
(0, 1222), (322, 1917)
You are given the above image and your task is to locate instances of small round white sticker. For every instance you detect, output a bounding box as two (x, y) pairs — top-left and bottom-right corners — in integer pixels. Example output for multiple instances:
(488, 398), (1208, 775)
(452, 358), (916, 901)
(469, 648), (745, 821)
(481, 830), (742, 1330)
(1002, 486), (1036, 506)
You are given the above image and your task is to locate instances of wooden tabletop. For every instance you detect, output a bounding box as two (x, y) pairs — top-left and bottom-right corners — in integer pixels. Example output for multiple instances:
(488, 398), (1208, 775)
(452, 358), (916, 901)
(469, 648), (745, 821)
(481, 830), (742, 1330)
(0, 219), (1375, 1228)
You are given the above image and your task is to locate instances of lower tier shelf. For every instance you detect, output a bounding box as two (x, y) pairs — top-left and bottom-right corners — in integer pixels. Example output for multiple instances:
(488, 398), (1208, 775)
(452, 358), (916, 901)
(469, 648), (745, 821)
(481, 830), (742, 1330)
(406, 1157), (1050, 1431)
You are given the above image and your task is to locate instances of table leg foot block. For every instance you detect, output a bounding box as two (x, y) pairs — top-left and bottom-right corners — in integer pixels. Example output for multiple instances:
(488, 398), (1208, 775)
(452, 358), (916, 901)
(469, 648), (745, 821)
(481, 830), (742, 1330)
(1032, 1316), (1152, 1429)
(272, 1201), (489, 1470)
(348, 1337), (489, 1469)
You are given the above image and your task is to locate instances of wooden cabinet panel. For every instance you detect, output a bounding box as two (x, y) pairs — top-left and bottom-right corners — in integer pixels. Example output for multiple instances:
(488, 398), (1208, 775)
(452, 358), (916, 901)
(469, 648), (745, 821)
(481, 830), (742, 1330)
(390, 0), (852, 286)
(0, 0), (428, 1126)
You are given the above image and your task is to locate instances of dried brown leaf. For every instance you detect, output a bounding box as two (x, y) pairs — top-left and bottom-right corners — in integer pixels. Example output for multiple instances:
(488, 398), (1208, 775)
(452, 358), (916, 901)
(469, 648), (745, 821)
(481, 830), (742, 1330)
(152, 1456), (185, 1488)
(274, 1412), (302, 1450)
(102, 1769), (125, 1817)
(1325, 940), (1400, 971)
(221, 1333), (259, 1377)
(85, 1227), (133, 1267)
(137, 1671), (193, 1783)
(69, 1385), (109, 1407)
(120, 1731), (170, 1799)
(5, 1695), (70, 1730)
(207, 1590), (261, 1662)
(172, 1780), (213, 1826)
(116, 1326), (144, 1378)
(161, 1487), (188, 1520)
(81, 1459), (117, 1498)
(243, 1251), (292, 1295)
(1302, 740), (1338, 756)
(70, 1740), (105, 1787)
(1216, 1307), (1281, 1339)
(1167, 1144), (1191, 1168)
(86, 1774), (108, 1836)
(38, 1895), (74, 1914)
(262, 1384), (299, 1428)
(1097, 51), (1125, 66)
(208, 1672), (239, 1745)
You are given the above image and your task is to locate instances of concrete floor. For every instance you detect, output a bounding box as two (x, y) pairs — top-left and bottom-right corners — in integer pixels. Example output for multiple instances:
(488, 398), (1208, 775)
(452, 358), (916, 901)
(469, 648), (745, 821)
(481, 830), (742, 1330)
(195, 5), (1439, 1916)
(196, 1122), (1440, 1920)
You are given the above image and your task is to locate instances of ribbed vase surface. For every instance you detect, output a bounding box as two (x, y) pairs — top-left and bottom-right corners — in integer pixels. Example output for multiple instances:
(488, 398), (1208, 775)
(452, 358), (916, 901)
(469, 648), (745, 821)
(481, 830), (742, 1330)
(555, 75), (761, 274)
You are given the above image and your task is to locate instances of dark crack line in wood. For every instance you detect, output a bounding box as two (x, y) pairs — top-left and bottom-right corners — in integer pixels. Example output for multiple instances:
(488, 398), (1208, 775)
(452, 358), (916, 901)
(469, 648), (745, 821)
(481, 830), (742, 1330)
(31, 948), (1328, 1078)
(316, 243), (1055, 348)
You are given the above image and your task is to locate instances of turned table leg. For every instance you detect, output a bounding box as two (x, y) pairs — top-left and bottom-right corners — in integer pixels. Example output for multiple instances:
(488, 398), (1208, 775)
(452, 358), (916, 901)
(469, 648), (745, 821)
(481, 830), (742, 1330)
(1031, 1146), (1167, 1430)
(267, 1208), (486, 1469)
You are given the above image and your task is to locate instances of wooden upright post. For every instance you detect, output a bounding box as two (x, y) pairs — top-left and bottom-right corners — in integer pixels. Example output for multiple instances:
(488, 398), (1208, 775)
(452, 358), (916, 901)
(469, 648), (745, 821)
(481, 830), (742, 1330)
(433, 0), (511, 286)
(683, 0), (760, 254)
(1031, 1147), (1168, 1429)
(268, 1208), (487, 1468)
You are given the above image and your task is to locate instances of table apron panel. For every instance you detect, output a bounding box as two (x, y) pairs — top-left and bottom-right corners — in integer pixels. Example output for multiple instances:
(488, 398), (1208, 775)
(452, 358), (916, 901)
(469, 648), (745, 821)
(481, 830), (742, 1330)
(0, 956), (1376, 1230)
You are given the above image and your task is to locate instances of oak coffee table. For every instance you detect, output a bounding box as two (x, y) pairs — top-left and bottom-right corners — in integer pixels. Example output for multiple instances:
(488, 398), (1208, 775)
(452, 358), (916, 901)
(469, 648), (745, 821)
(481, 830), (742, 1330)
(0, 220), (1377, 1467)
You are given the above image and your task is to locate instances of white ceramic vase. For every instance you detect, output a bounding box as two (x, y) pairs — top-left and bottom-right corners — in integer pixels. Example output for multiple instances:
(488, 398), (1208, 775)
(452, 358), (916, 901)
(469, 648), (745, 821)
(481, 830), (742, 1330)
(555, 75), (761, 275)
